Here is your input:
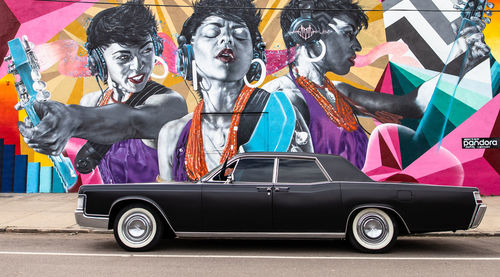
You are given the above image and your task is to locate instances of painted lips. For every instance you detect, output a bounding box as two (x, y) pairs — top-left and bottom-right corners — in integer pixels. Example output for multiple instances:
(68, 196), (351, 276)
(217, 48), (235, 63)
(348, 56), (356, 66)
(128, 74), (145, 84)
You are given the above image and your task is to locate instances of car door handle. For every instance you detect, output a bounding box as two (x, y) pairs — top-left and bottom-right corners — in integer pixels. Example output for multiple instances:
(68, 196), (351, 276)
(275, 186), (289, 192)
(256, 186), (272, 192)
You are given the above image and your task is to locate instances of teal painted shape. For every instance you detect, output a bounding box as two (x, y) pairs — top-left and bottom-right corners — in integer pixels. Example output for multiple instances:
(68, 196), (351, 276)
(242, 91), (296, 152)
(13, 155), (27, 193)
(26, 162), (40, 193)
(389, 62), (429, 96)
(492, 59), (499, 97)
(39, 167), (53, 193)
(52, 168), (65, 193)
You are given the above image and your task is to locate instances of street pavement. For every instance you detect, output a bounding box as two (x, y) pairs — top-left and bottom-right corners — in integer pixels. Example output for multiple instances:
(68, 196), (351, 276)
(0, 193), (498, 235)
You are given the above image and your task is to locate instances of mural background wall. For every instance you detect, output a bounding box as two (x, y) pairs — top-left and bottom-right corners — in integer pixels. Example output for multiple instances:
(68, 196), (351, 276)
(0, 0), (498, 194)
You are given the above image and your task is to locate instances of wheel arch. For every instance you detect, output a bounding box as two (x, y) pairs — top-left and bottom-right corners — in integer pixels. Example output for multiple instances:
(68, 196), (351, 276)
(345, 204), (411, 235)
(108, 196), (176, 236)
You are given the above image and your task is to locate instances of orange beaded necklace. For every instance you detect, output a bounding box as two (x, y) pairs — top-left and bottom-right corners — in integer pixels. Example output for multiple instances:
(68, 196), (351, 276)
(185, 85), (255, 181)
(296, 75), (358, 132)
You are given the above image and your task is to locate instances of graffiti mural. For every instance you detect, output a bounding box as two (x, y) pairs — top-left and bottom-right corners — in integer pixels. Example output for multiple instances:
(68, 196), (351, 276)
(0, 0), (498, 194)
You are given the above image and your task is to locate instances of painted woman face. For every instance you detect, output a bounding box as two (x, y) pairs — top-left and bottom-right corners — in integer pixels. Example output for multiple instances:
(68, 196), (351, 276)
(191, 15), (254, 82)
(102, 40), (155, 93)
(320, 14), (362, 75)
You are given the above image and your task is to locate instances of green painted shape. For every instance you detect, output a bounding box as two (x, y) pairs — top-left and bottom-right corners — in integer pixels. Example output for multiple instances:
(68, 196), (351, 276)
(392, 63), (435, 83)
(390, 62), (421, 96)
(390, 63), (431, 95)
(435, 78), (490, 111)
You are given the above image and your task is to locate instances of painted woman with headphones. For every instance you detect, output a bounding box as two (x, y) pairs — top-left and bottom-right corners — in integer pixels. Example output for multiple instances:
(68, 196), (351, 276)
(157, 0), (311, 181)
(18, 1), (188, 185)
(262, 0), (490, 169)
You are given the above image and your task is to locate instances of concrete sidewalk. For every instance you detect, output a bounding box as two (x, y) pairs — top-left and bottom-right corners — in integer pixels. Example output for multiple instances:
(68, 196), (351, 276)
(0, 193), (499, 236)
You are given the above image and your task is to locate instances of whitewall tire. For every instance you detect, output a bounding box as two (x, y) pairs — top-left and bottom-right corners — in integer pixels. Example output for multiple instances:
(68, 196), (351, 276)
(113, 204), (163, 251)
(348, 208), (398, 253)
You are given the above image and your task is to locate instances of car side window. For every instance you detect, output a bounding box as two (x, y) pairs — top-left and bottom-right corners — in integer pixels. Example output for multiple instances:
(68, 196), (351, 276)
(232, 158), (275, 183)
(277, 158), (328, 183)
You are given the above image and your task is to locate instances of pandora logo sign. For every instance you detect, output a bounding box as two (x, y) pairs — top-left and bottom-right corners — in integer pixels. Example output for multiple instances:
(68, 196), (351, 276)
(462, 138), (500, 149)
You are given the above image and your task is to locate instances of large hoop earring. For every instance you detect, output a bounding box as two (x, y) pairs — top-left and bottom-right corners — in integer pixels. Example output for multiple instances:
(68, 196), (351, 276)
(244, 58), (266, 88)
(304, 40), (326, 63)
(150, 56), (169, 79)
(192, 60), (198, 91)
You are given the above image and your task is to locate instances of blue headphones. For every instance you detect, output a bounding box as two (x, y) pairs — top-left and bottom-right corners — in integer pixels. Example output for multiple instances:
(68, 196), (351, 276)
(175, 35), (194, 82)
(284, 0), (322, 48)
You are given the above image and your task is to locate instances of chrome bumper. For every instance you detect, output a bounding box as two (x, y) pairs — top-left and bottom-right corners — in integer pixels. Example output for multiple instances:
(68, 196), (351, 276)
(469, 204), (487, 229)
(75, 209), (109, 229)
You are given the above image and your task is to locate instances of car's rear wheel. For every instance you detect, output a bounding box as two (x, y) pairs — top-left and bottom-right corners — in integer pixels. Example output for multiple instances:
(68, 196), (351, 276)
(348, 208), (398, 253)
(113, 204), (163, 251)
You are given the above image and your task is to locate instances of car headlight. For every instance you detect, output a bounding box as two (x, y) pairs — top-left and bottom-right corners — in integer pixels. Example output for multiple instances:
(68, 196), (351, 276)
(76, 195), (85, 210)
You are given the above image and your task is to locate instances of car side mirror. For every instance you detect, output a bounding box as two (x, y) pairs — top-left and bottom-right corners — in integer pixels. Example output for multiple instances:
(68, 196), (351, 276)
(225, 174), (234, 184)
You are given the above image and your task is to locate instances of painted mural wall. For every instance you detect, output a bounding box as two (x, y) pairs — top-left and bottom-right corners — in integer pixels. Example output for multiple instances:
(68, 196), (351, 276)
(0, 0), (498, 194)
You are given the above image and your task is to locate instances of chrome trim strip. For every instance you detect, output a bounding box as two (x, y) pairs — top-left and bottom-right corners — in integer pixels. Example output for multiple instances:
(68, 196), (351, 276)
(469, 204), (487, 229)
(176, 232), (345, 239)
(109, 196), (177, 232)
(74, 210), (109, 229)
(345, 205), (411, 234)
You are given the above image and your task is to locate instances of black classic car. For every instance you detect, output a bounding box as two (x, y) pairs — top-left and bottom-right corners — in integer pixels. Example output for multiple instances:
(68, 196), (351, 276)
(75, 153), (487, 253)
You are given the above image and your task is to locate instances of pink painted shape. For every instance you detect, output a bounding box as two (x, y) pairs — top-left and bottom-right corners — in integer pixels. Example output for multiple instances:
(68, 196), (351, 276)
(158, 32), (178, 74)
(461, 159), (500, 195)
(440, 93), (500, 164)
(0, 1), (97, 77)
(65, 138), (104, 188)
(354, 41), (422, 68)
(362, 124), (403, 173)
(4, 0), (74, 23)
(378, 63), (394, 95)
(265, 47), (297, 75)
(402, 146), (464, 186)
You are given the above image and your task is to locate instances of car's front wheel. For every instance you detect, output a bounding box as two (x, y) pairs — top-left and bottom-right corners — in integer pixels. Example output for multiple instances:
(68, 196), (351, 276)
(113, 204), (164, 251)
(348, 208), (398, 253)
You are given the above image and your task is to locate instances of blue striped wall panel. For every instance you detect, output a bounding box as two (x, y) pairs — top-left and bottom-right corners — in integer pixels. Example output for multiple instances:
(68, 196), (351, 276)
(26, 162), (40, 193)
(13, 155), (28, 193)
(39, 167), (52, 193)
(1, 144), (15, 193)
(51, 169), (65, 193)
(0, 139), (3, 189)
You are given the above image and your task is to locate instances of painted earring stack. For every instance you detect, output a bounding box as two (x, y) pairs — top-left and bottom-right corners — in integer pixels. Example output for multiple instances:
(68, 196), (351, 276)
(0, 138), (66, 193)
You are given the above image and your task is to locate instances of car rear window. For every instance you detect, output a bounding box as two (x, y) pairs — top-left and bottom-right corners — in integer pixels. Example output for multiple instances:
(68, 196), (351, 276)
(277, 158), (328, 183)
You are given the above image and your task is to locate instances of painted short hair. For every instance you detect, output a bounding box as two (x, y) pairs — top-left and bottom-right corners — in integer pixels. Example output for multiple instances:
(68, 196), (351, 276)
(179, 0), (263, 48)
(280, 0), (368, 48)
(86, 0), (157, 51)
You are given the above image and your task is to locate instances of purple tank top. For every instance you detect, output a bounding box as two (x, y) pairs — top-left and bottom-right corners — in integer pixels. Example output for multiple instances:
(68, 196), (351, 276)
(290, 73), (368, 169)
(98, 139), (159, 184)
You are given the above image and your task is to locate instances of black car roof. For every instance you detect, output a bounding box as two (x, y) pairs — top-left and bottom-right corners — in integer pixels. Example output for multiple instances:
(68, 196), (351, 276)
(231, 152), (374, 182)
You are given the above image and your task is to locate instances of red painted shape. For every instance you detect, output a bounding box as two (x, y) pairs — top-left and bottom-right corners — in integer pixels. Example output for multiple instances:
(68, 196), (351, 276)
(484, 109), (500, 174)
(379, 131), (401, 170)
(0, 0), (20, 65)
(0, 77), (20, 154)
(3, 0), (75, 23)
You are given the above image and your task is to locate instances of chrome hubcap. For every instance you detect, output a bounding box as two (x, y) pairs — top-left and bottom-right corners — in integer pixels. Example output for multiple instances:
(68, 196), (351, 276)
(122, 212), (152, 244)
(357, 213), (388, 243)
